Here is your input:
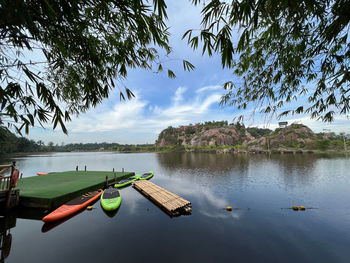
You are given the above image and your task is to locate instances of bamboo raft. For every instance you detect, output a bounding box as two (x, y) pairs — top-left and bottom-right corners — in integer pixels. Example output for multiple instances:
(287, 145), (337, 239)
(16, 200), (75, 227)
(133, 180), (192, 217)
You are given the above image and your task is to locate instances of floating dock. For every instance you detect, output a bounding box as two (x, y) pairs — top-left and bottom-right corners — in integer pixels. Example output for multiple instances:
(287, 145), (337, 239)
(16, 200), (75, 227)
(133, 180), (191, 217)
(16, 171), (134, 209)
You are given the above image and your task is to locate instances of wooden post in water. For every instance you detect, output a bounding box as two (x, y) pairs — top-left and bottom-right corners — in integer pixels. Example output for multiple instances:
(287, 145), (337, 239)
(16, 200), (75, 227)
(122, 168), (124, 172)
(113, 168), (115, 172)
(84, 166), (87, 172)
(76, 166), (78, 171)
(105, 176), (108, 188)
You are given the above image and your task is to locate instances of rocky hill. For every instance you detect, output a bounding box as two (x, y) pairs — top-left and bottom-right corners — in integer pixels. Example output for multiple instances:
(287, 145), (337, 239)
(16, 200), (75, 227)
(155, 121), (347, 152)
(156, 121), (253, 147)
(249, 124), (317, 151)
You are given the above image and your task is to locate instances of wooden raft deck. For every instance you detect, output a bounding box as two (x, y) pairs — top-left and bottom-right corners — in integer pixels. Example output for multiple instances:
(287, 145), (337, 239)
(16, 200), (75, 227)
(133, 180), (192, 217)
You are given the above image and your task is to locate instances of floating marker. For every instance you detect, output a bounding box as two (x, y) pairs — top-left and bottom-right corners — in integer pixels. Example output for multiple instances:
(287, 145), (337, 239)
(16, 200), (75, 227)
(226, 206), (232, 211)
(292, 206), (299, 211)
(299, 206), (306, 211)
(87, 206), (93, 210)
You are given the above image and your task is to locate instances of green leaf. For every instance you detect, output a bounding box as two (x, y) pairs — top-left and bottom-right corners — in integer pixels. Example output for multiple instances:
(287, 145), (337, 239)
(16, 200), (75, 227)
(167, 69), (176, 79)
(120, 92), (125, 101)
(183, 60), (195, 71)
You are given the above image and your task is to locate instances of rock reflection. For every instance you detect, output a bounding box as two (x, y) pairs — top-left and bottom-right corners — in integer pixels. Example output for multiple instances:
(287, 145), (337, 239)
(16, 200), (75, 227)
(157, 152), (333, 189)
(273, 154), (318, 187)
(157, 152), (251, 173)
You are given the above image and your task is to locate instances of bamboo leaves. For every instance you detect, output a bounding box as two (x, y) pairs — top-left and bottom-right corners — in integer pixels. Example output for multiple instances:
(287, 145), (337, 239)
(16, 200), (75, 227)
(0, 0), (182, 134)
(189, 0), (350, 122)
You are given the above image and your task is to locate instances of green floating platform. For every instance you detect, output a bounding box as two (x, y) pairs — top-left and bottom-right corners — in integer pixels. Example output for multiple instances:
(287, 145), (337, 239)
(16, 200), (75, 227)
(16, 171), (134, 209)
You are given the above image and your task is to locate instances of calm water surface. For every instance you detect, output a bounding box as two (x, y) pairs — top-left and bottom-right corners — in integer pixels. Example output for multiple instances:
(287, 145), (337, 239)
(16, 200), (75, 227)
(1, 152), (350, 262)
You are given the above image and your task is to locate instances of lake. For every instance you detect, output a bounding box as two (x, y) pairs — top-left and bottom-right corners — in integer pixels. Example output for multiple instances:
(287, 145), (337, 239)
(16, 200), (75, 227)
(1, 152), (350, 262)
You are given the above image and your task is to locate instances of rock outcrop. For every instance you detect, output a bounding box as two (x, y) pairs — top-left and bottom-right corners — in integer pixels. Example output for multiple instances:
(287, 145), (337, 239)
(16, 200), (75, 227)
(155, 122), (322, 151)
(155, 122), (256, 147)
(252, 124), (316, 149)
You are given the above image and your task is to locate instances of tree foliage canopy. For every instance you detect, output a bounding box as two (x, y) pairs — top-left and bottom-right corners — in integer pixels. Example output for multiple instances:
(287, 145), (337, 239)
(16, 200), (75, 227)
(185, 0), (350, 122)
(0, 0), (193, 134)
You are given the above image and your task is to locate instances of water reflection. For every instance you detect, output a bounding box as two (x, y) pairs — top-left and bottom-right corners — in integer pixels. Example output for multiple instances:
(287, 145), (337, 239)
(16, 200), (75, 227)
(156, 152), (331, 189)
(0, 213), (16, 263)
(157, 152), (251, 172)
(41, 209), (84, 233)
(1, 152), (350, 263)
(100, 206), (120, 218)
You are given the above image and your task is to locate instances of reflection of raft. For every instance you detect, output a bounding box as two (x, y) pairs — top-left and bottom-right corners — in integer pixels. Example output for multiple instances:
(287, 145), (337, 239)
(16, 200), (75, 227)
(138, 171), (154, 180)
(42, 190), (102, 222)
(100, 188), (121, 211)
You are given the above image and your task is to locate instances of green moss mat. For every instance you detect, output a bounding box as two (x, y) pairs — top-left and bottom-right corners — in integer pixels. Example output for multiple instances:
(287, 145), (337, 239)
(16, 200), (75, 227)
(16, 171), (134, 208)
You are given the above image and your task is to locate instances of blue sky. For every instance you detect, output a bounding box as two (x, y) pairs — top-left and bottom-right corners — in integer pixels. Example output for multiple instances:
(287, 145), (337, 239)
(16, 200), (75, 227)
(27, 1), (349, 144)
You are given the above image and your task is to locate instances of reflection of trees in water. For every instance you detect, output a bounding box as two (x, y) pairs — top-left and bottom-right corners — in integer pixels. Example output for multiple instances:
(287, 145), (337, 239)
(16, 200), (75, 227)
(0, 214), (16, 263)
(269, 154), (319, 186)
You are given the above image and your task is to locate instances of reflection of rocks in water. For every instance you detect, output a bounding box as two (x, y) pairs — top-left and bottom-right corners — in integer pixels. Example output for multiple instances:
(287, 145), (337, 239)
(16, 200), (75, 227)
(271, 154), (318, 186)
(0, 214), (16, 262)
(156, 152), (330, 188)
(156, 152), (251, 173)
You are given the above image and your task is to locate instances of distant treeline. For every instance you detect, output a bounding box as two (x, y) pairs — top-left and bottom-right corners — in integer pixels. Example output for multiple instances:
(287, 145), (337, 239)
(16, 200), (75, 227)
(1, 126), (41, 154)
(0, 126), (152, 154)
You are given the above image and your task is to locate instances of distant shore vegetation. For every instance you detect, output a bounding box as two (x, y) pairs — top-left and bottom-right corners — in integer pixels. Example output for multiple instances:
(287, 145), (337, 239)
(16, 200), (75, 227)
(1, 121), (349, 155)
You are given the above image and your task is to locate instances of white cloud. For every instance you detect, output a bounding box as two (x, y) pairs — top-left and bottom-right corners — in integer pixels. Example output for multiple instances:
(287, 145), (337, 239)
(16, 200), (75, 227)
(148, 86), (224, 131)
(172, 86), (187, 105)
(68, 92), (147, 132)
(196, 85), (222, 93)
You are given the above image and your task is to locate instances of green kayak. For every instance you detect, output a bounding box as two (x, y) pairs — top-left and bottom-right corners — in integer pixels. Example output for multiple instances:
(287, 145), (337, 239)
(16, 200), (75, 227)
(138, 170), (154, 180)
(114, 175), (139, 188)
(100, 187), (121, 211)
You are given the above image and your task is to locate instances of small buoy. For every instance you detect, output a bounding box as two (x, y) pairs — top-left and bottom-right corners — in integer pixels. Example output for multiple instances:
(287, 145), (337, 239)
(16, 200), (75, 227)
(87, 206), (93, 210)
(299, 206), (306, 211)
(292, 206), (299, 211)
(226, 206), (232, 211)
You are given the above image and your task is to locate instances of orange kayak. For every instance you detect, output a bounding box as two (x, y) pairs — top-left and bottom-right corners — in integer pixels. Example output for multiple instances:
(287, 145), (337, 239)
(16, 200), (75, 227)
(42, 190), (102, 222)
(37, 172), (57, 176)
(37, 172), (49, 176)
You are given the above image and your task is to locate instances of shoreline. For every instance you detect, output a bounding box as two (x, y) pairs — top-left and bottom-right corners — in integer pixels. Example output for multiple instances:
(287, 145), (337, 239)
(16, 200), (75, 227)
(1, 148), (349, 157)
